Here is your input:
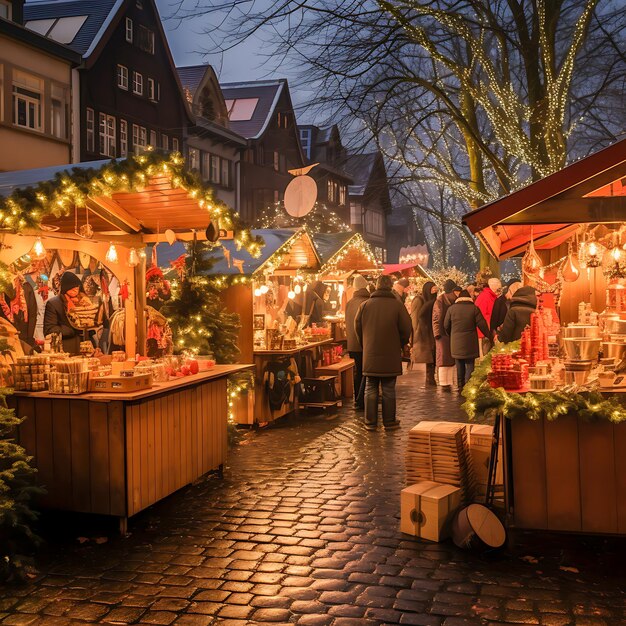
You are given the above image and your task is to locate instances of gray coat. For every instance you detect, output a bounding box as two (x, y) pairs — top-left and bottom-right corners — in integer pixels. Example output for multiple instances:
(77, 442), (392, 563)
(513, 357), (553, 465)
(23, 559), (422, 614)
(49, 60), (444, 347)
(443, 297), (490, 360)
(432, 292), (457, 367)
(355, 289), (412, 377)
(345, 288), (369, 352)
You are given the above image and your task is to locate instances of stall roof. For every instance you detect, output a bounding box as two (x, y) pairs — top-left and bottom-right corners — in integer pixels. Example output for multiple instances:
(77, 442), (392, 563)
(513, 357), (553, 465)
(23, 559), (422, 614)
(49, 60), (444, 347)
(313, 231), (380, 274)
(383, 262), (431, 279)
(463, 138), (626, 259)
(155, 229), (321, 277)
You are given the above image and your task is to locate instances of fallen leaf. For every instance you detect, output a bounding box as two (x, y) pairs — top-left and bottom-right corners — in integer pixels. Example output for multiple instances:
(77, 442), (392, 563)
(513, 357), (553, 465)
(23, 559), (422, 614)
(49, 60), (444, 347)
(76, 537), (89, 544)
(521, 555), (539, 564)
(94, 537), (108, 544)
(560, 566), (579, 573)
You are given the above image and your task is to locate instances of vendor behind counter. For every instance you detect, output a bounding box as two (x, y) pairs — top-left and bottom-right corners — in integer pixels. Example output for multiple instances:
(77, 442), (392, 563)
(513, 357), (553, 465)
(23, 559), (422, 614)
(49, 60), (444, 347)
(43, 272), (84, 354)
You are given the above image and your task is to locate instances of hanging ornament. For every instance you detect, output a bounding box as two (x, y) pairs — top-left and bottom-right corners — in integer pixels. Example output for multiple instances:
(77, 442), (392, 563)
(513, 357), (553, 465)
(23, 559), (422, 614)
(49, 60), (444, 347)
(562, 241), (580, 282)
(254, 287), (262, 297)
(165, 229), (177, 245)
(232, 258), (245, 274)
(105, 243), (119, 264)
(287, 290), (296, 300)
(584, 236), (605, 269)
(602, 233), (626, 279)
(31, 237), (46, 261)
(205, 220), (220, 243)
(522, 229), (543, 276)
(170, 253), (188, 280)
(294, 284), (302, 295)
(222, 247), (231, 268)
(128, 248), (140, 268)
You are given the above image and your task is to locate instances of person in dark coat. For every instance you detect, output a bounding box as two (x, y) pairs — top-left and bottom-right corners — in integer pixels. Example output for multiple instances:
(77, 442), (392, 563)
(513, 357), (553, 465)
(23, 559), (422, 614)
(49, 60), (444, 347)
(443, 290), (490, 386)
(345, 275), (370, 409)
(355, 274), (412, 431)
(302, 280), (328, 327)
(43, 272), (84, 354)
(411, 281), (437, 385)
(393, 277), (410, 303)
(490, 279), (521, 334)
(497, 286), (537, 343)
(432, 280), (460, 389)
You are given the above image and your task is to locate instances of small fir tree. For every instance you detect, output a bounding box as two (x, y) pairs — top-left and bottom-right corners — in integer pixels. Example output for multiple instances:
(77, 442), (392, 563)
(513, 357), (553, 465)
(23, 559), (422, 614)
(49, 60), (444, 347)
(163, 240), (241, 364)
(0, 386), (42, 582)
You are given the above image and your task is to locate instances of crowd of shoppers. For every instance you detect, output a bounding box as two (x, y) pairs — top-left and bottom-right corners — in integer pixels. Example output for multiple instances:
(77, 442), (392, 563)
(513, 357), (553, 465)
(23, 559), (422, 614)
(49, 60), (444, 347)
(342, 272), (537, 429)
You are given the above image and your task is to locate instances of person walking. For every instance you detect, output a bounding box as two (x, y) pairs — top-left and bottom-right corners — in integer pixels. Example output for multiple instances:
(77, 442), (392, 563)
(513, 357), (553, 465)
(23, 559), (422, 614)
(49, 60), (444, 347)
(443, 289), (490, 388)
(345, 274), (370, 409)
(411, 281), (438, 385)
(432, 280), (460, 390)
(497, 286), (538, 343)
(355, 274), (412, 431)
(490, 279), (521, 335)
(474, 277), (501, 354)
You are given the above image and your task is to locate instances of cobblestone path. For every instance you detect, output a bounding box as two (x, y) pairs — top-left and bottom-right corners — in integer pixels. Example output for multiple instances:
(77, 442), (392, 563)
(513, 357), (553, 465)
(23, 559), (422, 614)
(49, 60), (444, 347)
(0, 370), (624, 625)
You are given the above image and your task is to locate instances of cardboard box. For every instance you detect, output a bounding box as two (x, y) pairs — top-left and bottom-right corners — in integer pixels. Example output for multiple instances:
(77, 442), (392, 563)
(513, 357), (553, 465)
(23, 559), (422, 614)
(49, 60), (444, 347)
(400, 480), (462, 541)
(467, 424), (503, 494)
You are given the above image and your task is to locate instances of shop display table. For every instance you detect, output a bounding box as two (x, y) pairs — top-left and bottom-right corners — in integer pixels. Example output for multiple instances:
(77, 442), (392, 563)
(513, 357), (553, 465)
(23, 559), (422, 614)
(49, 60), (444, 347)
(251, 339), (333, 424)
(501, 390), (626, 535)
(315, 357), (355, 399)
(10, 365), (253, 533)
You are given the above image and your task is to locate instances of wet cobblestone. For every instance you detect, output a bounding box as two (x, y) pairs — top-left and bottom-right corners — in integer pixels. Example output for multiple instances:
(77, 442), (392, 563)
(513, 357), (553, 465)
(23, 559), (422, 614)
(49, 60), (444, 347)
(1, 370), (625, 625)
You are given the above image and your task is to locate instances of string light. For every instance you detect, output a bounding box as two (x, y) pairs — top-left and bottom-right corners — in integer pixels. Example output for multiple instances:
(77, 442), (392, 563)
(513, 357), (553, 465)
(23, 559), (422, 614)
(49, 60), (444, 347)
(31, 237), (46, 261)
(128, 247), (140, 267)
(105, 243), (119, 264)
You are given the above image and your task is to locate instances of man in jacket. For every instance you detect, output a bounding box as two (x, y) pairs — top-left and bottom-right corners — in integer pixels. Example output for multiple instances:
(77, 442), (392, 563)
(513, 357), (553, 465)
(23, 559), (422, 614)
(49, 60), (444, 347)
(490, 279), (521, 334)
(345, 274), (370, 409)
(443, 289), (490, 387)
(432, 280), (460, 389)
(355, 274), (412, 431)
(43, 272), (84, 354)
(498, 286), (538, 343)
(302, 280), (328, 327)
(474, 277), (501, 354)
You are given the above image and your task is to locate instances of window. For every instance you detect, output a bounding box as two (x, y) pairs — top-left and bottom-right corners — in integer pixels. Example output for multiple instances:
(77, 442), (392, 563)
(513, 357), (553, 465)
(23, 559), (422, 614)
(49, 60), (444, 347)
(277, 112), (281, 127)
(350, 201), (361, 225)
(125, 17), (133, 42)
(132, 72), (143, 95)
(0, 1), (12, 20)
(120, 120), (128, 157)
(147, 78), (156, 101)
(365, 209), (384, 237)
(188, 147), (200, 170)
(138, 25), (155, 54)
(116, 65), (128, 90)
(273, 151), (280, 172)
(132, 124), (147, 153)
(210, 155), (220, 183)
(86, 108), (95, 152)
(283, 112), (289, 128)
(161, 134), (168, 150)
(26, 16), (87, 43)
(327, 179), (335, 203)
(149, 130), (157, 147)
(273, 190), (280, 203)
(99, 113), (116, 157)
(299, 128), (311, 160)
(339, 184), (346, 206)
(224, 98), (259, 121)
(221, 159), (230, 188)
(201, 152), (211, 180)
(172, 137), (179, 152)
(50, 84), (65, 139)
(12, 71), (42, 131)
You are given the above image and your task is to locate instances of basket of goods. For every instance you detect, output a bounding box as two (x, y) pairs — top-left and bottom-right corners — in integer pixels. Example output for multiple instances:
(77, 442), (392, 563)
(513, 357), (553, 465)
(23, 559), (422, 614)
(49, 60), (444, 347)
(49, 358), (90, 394)
(13, 355), (51, 391)
(67, 295), (102, 330)
(304, 324), (331, 341)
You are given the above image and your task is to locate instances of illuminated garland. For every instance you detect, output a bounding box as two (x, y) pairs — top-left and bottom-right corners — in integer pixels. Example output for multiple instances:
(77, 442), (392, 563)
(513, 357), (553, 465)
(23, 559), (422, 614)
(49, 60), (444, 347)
(462, 342), (626, 425)
(255, 229), (318, 276)
(0, 149), (263, 257)
(255, 201), (351, 235)
(320, 233), (380, 275)
(227, 369), (255, 423)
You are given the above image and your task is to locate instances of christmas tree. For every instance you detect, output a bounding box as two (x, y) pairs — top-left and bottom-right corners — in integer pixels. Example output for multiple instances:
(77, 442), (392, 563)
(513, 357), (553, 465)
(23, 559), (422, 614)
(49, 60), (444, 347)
(162, 240), (241, 364)
(0, 382), (42, 582)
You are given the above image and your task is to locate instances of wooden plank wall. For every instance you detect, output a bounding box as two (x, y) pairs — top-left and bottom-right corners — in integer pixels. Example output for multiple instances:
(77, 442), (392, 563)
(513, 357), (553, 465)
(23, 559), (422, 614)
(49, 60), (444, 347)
(511, 416), (626, 534)
(14, 397), (126, 516)
(125, 377), (228, 517)
(221, 284), (254, 363)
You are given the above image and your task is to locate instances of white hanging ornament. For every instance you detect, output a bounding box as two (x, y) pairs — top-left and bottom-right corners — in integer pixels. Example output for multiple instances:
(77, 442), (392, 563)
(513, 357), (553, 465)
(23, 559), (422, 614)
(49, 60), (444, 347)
(105, 243), (119, 264)
(284, 163), (318, 218)
(164, 229), (177, 245)
(128, 248), (140, 268)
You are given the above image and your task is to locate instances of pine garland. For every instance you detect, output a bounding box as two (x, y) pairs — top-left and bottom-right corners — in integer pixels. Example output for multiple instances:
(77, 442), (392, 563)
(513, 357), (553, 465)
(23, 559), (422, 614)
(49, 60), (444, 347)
(462, 341), (626, 425)
(255, 201), (351, 234)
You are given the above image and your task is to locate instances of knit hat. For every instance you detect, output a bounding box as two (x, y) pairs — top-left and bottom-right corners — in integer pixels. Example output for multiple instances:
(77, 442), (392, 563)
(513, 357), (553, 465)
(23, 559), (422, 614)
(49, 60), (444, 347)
(353, 275), (368, 291)
(60, 271), (82, 294)
(459, 289), (471, 298)
(443, 279), (460, 294)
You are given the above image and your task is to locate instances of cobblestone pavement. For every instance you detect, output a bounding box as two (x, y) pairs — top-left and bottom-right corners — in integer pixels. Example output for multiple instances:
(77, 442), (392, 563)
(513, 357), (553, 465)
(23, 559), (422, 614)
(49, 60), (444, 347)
(1, 370), (625, 626)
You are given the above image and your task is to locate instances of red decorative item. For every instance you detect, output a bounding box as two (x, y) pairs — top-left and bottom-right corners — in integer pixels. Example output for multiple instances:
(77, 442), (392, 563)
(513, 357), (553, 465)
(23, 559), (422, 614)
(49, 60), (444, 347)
(170, 254), (187, 280)
(120, 280), (130, 302)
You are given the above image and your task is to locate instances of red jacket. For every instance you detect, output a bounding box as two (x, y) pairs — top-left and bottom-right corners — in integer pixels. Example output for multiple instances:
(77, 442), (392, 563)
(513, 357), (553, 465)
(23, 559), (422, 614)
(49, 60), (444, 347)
(474, 288), (498, 338)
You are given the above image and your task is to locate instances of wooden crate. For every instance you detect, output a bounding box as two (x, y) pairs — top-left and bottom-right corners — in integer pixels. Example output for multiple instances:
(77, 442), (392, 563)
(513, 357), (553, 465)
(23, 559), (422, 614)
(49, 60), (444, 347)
(509, 415), (626, 534)
(89, 373), (153, 393)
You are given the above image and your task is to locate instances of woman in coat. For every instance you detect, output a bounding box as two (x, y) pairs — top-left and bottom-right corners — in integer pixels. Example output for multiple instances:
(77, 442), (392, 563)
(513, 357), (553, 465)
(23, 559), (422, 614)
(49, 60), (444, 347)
(43, 272), (84, 354)
(432, 279), (460, 389)
(443, 290), (490, 386)
(411, 281), (437, 385)
(497, 286), (537, 343)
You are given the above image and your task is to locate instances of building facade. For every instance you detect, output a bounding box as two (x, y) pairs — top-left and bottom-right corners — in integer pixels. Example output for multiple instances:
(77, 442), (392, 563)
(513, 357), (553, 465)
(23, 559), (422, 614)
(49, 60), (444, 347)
(220, 79), (306, 224)
(24, 0), (191, 163)
(0, 0), (80, 171)
(177, 64), (246, 212)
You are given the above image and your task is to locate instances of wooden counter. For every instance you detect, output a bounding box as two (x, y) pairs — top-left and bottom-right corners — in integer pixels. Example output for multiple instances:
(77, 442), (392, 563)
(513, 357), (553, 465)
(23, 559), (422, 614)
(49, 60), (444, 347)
(10, 364), (253, 532)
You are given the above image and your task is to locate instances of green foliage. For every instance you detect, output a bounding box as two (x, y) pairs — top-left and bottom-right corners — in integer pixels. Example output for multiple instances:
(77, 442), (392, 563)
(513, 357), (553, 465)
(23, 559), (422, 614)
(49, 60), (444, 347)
(163, 240), (241, 364)
(0, 392), (43, 583)
(255, 201), (351, 234)
(462, 341), (626, 425)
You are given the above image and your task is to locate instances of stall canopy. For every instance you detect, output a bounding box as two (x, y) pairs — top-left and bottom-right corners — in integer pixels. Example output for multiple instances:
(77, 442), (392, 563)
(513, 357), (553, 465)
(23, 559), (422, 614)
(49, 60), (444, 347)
(313, 232), (380, 276)
(156, 228), (321, 277)
(383, 262), (432, 278)
(463, 138), (626, 259)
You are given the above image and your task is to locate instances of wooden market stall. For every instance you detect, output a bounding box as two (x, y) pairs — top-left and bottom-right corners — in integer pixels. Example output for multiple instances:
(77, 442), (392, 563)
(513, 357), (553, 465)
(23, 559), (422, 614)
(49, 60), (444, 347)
(462, 138), (626, 535)
(0, 153), (255, 531)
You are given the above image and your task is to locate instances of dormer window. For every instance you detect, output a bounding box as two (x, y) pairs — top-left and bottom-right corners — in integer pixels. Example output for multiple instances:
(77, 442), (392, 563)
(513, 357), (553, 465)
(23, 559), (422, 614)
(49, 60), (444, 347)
(138, 25), (155, 54)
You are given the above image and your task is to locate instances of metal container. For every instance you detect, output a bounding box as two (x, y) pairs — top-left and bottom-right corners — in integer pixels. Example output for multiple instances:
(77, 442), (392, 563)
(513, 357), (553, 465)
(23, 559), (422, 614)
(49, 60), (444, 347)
(562, 337), (601, 361)
(604, 318), (626, 335)
(564, 362), (592, 385)
(563, 325), (600, 339)
(602, 341), (626, 361)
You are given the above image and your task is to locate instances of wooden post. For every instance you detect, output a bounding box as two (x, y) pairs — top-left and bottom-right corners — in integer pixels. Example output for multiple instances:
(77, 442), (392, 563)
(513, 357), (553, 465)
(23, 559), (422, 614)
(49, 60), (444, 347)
(134, 256), (147, 356)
